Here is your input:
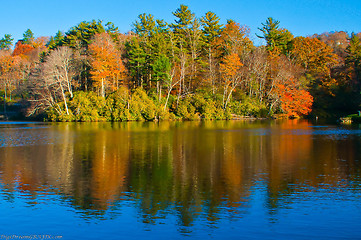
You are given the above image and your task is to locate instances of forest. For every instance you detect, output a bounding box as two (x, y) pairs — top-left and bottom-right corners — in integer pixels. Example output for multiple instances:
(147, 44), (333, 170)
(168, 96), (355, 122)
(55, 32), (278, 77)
(0, 5), (360, 121)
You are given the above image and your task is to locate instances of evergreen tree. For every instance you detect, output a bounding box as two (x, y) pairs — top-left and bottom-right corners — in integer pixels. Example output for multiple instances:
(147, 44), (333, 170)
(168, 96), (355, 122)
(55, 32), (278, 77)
(0, 34), (14, 50)
(346, 33), (361, 87)
(54, 30), (65, 46)
(171, 5), (195, 37)
(48, 30), (65, 49)
(126, 37), (148, 87)
(105, 22), (119, 40)
(257, 17), (293, 55)
(63, 20), (106, 49)
(47, 37), (55, 49)
(171, 5), (202, 92)
(133, 13), (157, 37)
(23, 29), (34, 44)
(129, 14), (157, 88)
(201, 12), (222, 47)
(200, 12), (223, 92)
(128, 14), (173, 89)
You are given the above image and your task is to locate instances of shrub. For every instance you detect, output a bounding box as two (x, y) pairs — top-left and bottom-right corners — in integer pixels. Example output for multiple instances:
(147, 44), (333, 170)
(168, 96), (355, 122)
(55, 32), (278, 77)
(69, 91), (106, 122)
(174, 97), (198, 120)
(130, 88), (158, 121)
(105, 87), (131, 121)
(229, 95), (268, 117)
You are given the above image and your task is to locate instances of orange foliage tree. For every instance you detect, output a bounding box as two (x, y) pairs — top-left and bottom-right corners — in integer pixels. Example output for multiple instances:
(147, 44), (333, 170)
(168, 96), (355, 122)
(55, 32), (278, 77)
(12, 41), (35, 58)
(215, 20), (253, 57)
(0, 52), (21, 101)
(290, 36), (337, 75)
(291, 36), (341, 103)
(219, 53), (243, 109)
(274, 78), (313, 118)
(89, 32), (126, 97)
(12, 37), (48, 71)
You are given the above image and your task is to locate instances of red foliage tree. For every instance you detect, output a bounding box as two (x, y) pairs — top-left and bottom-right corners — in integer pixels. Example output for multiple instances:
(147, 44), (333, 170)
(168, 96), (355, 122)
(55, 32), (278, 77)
(12, 41), (34, 58)
(274, 78), (313, 118)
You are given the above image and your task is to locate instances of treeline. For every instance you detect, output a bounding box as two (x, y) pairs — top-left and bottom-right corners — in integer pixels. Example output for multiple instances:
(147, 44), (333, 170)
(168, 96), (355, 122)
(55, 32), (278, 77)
(0, 5), (360, 121)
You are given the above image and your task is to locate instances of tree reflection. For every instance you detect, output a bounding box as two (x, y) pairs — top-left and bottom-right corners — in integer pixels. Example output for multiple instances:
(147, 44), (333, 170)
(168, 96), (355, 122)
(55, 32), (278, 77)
(0, 120), (360, 226)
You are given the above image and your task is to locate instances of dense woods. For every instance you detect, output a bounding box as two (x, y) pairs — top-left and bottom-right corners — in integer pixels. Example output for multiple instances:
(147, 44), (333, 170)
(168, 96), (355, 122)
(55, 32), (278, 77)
(0, 5), (360, 121)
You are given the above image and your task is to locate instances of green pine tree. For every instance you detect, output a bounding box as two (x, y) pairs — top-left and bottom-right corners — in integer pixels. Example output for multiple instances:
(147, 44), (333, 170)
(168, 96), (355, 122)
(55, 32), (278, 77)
(257, 17), (293, 55)
(23, 29), (34, 44)
(0, 34), (14, 50)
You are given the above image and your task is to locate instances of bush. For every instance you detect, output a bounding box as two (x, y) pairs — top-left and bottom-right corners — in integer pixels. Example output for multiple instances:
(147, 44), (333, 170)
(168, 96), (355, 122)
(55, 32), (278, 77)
(229, 95), (268, 117)
(174, 96), (199, 120)
(46, 102), (74, 122)
(105, 87), (131, 121)
(130, 88), (158, 121)
(69, 91), (106, 122)
(44, 87), (272, 122)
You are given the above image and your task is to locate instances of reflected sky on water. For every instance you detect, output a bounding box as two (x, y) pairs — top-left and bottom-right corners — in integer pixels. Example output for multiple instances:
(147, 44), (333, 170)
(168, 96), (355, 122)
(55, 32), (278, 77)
(0, 120), (360, 239)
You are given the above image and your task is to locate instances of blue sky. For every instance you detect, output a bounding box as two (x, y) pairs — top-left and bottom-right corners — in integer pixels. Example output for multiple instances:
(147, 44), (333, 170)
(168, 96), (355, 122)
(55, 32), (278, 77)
(1, 0), (361, 46)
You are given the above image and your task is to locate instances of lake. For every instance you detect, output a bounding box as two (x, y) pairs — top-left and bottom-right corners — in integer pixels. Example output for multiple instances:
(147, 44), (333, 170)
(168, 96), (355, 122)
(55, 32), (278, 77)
(0, 120), (360, 239)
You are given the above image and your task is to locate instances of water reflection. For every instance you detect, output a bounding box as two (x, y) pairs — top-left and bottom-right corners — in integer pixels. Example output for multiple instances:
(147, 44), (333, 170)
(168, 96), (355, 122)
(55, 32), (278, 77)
(0, 120), (360, 229)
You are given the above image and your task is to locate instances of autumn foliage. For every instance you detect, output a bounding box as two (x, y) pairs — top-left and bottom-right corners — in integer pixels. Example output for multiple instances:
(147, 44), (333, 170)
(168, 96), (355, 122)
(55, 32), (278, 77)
(290, 37), (337, 75)
(274, 78), (313, 118)
(2, 7), (361, 121)
(89, 32), (126, 97)
(12, 41), (34, 57)
(220, 53), (243, 79)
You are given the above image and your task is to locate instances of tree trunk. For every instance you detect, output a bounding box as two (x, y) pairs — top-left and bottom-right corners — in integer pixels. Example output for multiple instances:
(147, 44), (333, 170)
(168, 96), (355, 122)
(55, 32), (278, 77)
(101, 78), (105, 97)
(225, 87), (234, 110)
(64, 65), (73, 98)
(59, 83), (69, 115)
(164, 88), (172, 110)
(3, 84), (6, 114)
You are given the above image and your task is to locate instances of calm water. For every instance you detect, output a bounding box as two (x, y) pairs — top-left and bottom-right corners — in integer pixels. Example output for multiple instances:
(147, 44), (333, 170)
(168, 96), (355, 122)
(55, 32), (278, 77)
(0, 120), (360, 239)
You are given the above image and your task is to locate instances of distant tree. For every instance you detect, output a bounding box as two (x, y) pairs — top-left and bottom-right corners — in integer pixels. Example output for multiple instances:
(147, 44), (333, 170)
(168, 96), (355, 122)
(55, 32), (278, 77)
(48, 30), (65, 50)
(27, 46), (76, 116)
(314, 31), (348, 59)
(0, 34), (14, 50)
(242, 47), (269, 101)
(12, 41), (35, 58)
(266, 55), (305, 114)
(12, 37), (47, 64)
(105, 22), (120, 41)
(125, 36), (147, 87)
(130, 13), (159, 88)
(42, 46), (77, 115)
(23, 29), (34, 44)
(345, 33), (361, 85)
(153, 54), (171, 102)
(171, 5), (195, 38)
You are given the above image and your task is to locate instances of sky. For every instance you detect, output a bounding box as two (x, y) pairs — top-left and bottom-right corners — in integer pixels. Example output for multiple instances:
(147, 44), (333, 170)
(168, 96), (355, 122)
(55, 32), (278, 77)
(1, 0), (361, 46)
